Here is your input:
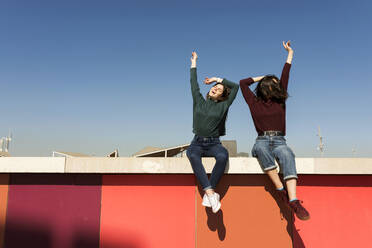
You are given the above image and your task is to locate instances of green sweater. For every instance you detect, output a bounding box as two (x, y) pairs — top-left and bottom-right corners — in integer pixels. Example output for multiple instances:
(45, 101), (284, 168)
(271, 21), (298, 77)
(190, 68), (239, 137)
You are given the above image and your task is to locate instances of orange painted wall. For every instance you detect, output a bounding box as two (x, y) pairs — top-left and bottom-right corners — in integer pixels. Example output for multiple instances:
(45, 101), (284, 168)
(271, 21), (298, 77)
(293, 175), (372, 248)
(0, 174), (9, 248)
(100, 175), (196, 248)
(196, 175), (294, 248)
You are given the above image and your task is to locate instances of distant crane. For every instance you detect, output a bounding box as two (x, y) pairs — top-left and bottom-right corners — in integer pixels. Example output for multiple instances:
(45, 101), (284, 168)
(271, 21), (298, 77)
(317, 126), (324, 157)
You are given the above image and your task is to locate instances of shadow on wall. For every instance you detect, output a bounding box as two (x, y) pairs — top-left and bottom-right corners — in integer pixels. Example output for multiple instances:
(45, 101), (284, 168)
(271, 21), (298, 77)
(1, 223), (142, 248)
(197, 174), (306, 247)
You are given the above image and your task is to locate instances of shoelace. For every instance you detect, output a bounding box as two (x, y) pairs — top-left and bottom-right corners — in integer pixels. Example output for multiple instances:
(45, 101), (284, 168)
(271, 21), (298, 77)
(291, 200), (305, 212)
(210, 195), (217, 205)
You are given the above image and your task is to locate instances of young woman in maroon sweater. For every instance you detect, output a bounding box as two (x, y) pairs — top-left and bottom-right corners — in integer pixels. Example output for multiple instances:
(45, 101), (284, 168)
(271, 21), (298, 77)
(239, 41), (309, 220)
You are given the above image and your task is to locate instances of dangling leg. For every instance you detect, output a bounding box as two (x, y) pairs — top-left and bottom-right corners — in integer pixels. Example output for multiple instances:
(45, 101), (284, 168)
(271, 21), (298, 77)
(186, 144), (211, 191)
(266, 169), (284, 190)
(273, 145), (310, 220)
(203, 143), (228, 213)
(273, 145), (298, 200)
(207, 144), (229, 190)
(252, 139), (289, 203)
(252, 140), (283, 189)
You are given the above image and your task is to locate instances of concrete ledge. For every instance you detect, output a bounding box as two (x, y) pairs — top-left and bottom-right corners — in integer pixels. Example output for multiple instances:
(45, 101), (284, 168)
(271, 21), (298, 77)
(314, 158), (372, 174)
(0, 157), (371, 174)
(65, 157), (194, 174)
(0, 157), (65, 173)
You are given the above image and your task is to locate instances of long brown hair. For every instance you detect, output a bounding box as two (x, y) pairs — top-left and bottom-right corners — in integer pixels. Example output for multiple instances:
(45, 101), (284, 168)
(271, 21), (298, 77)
(254, 75), (288, 107)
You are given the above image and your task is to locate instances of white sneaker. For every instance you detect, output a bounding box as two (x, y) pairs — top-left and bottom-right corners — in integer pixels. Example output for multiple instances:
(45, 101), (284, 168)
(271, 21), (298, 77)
(202, 194), (211, 207)
(207, 192), (221, 213)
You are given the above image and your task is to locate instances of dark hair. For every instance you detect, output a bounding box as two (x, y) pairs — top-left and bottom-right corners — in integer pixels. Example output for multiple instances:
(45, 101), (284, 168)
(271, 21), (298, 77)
(254, 75), (288, 107)
(206, 83), (231, 102)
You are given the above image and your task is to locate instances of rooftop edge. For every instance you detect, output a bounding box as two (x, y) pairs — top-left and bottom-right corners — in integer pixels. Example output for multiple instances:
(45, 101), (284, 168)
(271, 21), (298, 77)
(0, 157), (371, 174)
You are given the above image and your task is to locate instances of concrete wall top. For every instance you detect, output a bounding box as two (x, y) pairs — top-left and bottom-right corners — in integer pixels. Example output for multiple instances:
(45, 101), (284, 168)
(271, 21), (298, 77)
(0, 157), (65, 173)
(0, 157), (371, 174)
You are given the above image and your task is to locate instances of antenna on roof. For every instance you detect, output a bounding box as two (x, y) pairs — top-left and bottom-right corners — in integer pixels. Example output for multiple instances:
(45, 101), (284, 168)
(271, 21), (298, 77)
(5, 132), (12, 153)
(352, 147), (356, 157)
(316, 126), (324, 157)
(0, 131), (12, 153)
(0, 138), (3, 152)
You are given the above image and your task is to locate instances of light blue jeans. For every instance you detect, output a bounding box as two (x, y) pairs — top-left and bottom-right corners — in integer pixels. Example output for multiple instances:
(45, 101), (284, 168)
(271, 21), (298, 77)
(252, 135), (298, 180)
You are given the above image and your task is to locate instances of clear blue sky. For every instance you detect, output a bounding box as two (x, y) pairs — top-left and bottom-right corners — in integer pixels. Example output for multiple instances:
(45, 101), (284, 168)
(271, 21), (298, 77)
(0, 0), (371, 157)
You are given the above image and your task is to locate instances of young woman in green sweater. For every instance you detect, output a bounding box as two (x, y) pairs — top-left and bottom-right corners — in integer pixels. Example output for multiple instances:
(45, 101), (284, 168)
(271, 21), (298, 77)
(187, 51), (239, 213)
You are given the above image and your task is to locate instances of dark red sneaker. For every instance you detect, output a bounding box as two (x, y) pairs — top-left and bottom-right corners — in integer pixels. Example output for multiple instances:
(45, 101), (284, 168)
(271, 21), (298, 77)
(289, 200), (310, 221)
(277, 189), (289, 204)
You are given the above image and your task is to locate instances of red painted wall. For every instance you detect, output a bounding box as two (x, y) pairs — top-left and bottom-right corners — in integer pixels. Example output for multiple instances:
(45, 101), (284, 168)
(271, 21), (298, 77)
(293, 175), (372, 248)
(100, 175), (196, 248)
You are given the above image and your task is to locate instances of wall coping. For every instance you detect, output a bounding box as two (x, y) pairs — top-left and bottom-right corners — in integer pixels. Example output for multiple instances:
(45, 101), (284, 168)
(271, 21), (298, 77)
(0, 157), (371, 174)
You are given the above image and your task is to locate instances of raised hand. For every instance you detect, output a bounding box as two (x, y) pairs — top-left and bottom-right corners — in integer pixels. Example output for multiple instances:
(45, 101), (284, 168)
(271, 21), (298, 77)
(204, 77), (217, 85)
(191, 51), (198, 62)
(191, 51), (198, 68)
(282, 41), (293, 53)
(283, 41), (294, 64)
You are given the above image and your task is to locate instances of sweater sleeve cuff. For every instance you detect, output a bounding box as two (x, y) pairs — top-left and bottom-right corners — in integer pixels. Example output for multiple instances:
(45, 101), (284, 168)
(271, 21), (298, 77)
(239, 77), (255, 86)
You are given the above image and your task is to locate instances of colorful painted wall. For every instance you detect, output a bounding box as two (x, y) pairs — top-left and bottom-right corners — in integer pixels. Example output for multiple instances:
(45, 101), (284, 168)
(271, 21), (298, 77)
(0, 173), (371, 248)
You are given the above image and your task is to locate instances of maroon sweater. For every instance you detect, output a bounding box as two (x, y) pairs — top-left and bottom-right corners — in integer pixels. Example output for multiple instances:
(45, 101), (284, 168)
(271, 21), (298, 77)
(239, 63), (291, 136)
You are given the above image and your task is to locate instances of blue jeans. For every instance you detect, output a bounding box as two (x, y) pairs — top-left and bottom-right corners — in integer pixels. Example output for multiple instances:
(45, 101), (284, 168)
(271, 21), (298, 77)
(186, 135), (229, 190)
(251, 135), (298, 180)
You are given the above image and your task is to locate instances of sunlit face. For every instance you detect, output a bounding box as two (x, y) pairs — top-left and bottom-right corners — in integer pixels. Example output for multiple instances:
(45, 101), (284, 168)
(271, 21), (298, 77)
(208, 84), (224, 100)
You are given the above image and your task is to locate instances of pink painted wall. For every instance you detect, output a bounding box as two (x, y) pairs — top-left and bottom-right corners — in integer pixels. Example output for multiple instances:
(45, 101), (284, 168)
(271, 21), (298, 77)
(4, 174), (101, 248)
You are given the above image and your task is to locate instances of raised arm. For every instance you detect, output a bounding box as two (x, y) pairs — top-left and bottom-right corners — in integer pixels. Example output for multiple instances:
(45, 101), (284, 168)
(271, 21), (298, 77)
(283, 41), (293, 64)
(239, 76), (263, 106)
(221, 79), (239, 106)
(280, 41), (293, 90)
(222, 78), (239, 105)
(190, 51), (204, 103)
